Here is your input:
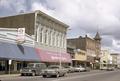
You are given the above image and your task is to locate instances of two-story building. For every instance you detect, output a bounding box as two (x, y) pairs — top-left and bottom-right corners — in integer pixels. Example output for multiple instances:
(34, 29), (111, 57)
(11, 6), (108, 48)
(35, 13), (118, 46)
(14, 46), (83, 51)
(100, 49), (113, 70)
(67, 41), (87, 67)
(0, 10), (72, 72)
(111, 53), (119, 68)
(73, 49), (87, 67)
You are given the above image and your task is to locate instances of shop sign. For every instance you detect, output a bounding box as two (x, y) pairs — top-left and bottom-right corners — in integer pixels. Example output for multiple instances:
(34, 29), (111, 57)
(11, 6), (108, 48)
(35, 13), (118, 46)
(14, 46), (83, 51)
(16, 28), (25, 44)
(9, 60), (12, 65)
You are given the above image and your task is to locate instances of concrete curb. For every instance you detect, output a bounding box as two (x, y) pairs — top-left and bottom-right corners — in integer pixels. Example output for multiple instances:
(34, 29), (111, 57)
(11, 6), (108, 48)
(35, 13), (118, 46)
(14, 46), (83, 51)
(0, 74), (20, 78)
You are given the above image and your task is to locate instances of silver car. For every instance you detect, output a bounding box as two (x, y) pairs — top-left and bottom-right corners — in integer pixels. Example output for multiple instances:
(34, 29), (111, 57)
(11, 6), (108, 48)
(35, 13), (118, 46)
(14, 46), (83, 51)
(64, 66), (75, 73)
(74, 66), (86, 72)
(20, 63), (47, 76)
(41, 65), (67, 78)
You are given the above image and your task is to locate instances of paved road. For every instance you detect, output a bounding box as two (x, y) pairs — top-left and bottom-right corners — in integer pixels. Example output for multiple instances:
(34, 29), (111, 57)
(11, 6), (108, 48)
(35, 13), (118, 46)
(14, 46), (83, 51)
(1, 70), (120, 81)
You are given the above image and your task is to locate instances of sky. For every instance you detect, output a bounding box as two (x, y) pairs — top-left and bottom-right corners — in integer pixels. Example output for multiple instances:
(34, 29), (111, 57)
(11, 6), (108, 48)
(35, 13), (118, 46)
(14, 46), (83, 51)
(0, 0), (120, 53)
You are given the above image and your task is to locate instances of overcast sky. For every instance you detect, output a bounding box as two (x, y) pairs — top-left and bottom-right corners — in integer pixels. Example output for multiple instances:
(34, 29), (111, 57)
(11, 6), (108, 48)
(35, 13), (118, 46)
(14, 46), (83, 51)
(0, 0), (120, 53)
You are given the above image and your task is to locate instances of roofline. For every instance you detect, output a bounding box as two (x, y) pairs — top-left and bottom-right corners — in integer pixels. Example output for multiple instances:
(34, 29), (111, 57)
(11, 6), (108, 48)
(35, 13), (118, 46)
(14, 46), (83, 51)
(35, 10), (69, 28)
(67, 38), (78, 40)
(0, 10), (69, 28)
(0, 11), (35, 18)
(0, 28), (17, 31)
(67, 36), (94, 40)
(111, 53), (119, 55)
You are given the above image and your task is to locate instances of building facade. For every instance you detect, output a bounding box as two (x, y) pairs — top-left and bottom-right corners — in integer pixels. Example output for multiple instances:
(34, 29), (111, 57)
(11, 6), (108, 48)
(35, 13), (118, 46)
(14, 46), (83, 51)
(0, 10), (68, 53)
(73, 49), (87, 67)
(117, 55), (120, 68)
(67, 41), (87, 67)
(0, 10), (71, 73)
(0, 28), (38, 74)
(100, 49), (113, 70)
(111, 53), (119, 68)
(67, 41), (76, 66)
(67, 32), (101, 69)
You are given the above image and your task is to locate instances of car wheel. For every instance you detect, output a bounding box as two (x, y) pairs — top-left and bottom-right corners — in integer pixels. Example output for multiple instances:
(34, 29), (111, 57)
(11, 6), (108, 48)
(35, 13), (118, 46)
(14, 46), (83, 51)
(32, 72), (35, 76)
(63, 73), (67, 76)
(21, 73), (24, 76)
(42, 75), (47, 78)
(56, 73), (59, 78)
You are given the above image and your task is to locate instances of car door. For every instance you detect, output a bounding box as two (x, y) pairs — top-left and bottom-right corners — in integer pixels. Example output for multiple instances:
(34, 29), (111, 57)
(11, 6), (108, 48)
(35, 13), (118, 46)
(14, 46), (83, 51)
(60, 67), (66, 76)
(35, 64), (39, 75)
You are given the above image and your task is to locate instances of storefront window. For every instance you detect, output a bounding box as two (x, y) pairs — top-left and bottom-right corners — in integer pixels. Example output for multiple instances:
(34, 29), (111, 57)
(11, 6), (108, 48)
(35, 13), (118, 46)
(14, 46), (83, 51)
(17, 62), (21, 71)
(0, 61), (5, 71)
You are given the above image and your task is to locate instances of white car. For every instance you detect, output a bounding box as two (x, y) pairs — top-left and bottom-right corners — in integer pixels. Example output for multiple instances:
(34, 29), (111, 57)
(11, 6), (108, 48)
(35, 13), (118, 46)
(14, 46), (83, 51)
(74, 66), (86, 72)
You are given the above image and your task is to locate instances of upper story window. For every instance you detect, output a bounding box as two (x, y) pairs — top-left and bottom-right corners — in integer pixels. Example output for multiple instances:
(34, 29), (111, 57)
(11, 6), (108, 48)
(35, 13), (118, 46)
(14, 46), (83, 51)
(49, 30), (52, 46)
(44, 29), (48, 44)
(40, 28), (43, 43)
(51, 30), (55, 46)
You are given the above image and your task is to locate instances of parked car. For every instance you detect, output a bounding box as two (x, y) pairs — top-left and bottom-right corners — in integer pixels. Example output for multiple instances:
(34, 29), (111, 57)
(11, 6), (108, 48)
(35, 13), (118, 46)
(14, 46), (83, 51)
(64, 66), (75, 73)
(84, 67), (91, 72)
(106, 67), (114, 71)
(74, 66), (86, 72)
(100, 66), (107, 70)
(20, 63), (47, 76)
(41, 65), (67, 78)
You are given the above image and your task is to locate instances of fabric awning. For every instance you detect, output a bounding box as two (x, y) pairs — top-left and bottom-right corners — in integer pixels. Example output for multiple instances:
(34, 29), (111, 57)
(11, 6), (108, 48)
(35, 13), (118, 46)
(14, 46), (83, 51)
(36, 48), (72, 63)
(0, 42), (40, 61)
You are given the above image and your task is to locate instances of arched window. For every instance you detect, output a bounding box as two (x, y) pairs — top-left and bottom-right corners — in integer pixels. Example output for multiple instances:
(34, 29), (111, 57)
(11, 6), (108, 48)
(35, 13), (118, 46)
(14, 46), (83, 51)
(44, 29), (48, 44)
(49, 30), (52, 46)
(40, 28), (43, 43)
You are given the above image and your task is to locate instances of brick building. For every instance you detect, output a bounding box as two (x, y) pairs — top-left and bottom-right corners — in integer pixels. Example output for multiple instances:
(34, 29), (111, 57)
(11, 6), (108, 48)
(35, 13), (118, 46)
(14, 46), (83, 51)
(67, 32), (101, 69)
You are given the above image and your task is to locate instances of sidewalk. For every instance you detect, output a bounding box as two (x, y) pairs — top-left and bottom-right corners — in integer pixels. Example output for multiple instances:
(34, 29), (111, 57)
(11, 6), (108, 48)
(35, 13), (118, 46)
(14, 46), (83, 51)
(0, 74), (20, 78)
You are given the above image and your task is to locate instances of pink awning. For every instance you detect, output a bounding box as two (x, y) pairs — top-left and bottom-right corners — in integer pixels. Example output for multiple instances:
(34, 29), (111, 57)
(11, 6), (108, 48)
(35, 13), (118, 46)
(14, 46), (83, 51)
(36, 48), (72, 63)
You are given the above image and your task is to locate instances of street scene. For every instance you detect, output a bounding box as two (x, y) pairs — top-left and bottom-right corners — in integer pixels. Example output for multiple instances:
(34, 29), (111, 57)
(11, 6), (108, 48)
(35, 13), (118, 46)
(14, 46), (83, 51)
(0, 0), (120, 81)
(1, 70), (120, 81)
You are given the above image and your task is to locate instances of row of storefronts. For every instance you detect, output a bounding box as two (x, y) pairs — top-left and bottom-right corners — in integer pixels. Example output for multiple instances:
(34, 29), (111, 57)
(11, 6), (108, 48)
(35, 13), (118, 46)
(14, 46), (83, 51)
(0, 10), (71, 74)
(0, 10), (102, 74)
(0, 28), (71, 74)
(0, 41), (71, 74)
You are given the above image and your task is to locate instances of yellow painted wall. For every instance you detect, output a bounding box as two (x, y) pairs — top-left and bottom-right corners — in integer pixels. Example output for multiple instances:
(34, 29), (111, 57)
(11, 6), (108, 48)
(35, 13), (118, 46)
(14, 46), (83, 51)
(74, 50), (87, 61)
(100, 50), (111, 63)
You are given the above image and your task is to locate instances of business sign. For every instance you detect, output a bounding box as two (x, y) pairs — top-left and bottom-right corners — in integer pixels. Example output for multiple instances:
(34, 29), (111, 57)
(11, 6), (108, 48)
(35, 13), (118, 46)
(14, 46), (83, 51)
(16, 28), (25, 43)
(36, 48), (72, 63)
(9, 60), (12, 65)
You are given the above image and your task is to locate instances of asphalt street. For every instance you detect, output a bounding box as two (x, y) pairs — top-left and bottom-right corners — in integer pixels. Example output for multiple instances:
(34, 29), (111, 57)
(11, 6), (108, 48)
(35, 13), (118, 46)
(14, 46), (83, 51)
(1, 70), (120, 81)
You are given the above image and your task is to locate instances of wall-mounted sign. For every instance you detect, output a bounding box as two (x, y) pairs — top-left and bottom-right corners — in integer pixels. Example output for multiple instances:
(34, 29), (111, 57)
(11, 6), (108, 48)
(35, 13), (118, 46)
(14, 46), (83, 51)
(9, 60), (12, 65)
(16, 28), (25, 44)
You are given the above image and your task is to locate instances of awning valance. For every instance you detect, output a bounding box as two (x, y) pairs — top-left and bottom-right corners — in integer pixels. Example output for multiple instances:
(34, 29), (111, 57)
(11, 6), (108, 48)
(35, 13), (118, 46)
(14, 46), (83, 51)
(36, 48), (72, 63)
(0, 42), (40, 61)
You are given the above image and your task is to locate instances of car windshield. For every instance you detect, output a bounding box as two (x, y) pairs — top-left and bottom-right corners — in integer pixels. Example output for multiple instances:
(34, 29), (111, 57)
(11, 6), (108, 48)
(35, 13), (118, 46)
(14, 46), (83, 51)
(27, 64), (35, 68)
(64, 66), (71, 68)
